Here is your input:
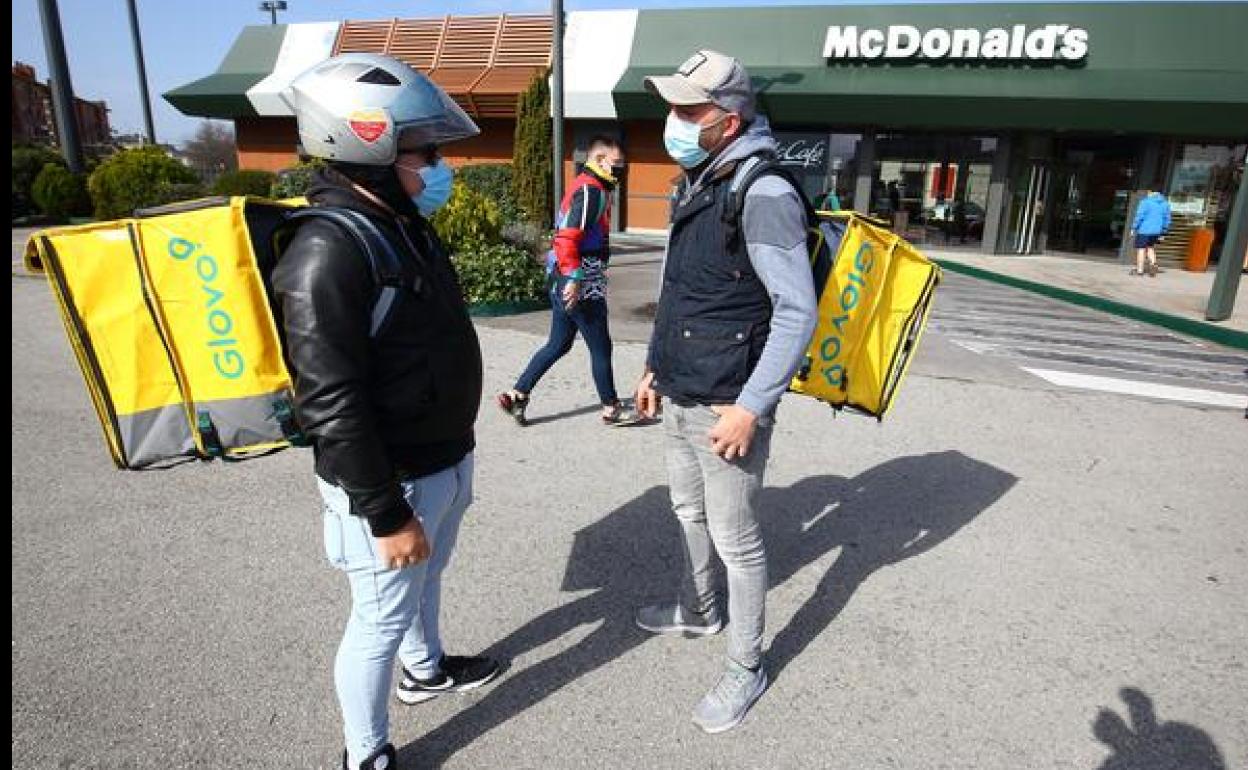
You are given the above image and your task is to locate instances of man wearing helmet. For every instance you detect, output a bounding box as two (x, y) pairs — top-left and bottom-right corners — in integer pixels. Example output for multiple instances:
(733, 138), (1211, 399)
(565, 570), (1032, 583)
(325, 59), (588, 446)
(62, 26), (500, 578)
(272, 54), (500, 769)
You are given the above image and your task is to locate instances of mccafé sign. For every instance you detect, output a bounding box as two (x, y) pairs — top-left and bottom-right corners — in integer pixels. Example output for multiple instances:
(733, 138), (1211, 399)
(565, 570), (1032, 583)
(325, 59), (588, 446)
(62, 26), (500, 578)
(823, 24), (1089, 62)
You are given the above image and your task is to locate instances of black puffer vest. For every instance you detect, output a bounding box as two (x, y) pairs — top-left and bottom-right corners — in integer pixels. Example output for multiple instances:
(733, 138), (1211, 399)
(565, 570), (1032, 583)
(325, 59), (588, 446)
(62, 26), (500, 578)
(651, 162), (773, 405)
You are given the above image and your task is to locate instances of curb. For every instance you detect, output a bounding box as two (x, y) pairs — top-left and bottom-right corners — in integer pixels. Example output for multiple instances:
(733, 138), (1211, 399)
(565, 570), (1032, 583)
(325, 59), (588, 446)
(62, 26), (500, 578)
(467, 299), (549, 318)
(934, 259), (1248, 352)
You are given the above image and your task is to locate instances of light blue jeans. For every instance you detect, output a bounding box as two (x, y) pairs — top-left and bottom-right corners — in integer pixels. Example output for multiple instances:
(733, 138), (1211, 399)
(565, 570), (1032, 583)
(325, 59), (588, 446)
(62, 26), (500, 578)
(664, 403), (773, 670)
(318, 453), (474, 764)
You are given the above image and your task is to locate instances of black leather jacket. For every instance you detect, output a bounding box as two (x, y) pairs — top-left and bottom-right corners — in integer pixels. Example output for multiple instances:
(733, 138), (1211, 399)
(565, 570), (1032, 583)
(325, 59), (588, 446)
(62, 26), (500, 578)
(270, 168), (482, 536)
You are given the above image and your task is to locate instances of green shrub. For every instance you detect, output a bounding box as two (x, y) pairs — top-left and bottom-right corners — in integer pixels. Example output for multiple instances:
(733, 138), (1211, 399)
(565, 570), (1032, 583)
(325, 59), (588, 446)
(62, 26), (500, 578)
(451, 243), (546, 305)
(13, 145), (67, 217)
(270, 158), (326, 199)
(32, 163), (91, 219)
(211, 169), (276, 197)
(151, 182), (208, 208)
(457, 163), (521, 223)
(502, 220), (552, 257)
(432, 180), (503, 255)
(88, 146), (199, 219)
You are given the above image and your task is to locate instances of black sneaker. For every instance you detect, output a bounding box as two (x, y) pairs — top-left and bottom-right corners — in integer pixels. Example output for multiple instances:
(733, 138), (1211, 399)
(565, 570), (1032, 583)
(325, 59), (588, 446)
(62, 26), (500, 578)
(396, 654), (502, 705)
(342, 742), (396, 770)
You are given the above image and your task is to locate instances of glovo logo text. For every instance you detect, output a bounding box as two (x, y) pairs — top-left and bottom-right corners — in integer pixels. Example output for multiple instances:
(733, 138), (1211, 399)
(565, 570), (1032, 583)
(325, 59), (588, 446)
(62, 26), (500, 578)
(817, 240), (876, 387)
(167, 237), (245, 380)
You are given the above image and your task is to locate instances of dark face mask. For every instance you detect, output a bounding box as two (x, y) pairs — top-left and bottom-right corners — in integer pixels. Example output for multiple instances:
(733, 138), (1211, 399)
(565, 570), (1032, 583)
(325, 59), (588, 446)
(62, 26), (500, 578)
(610, 165), (627, 181)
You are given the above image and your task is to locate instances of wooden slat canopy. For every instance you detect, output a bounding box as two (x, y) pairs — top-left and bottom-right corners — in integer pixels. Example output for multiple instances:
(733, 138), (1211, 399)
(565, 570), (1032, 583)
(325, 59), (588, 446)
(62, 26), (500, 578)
(334, 14), (552, 119)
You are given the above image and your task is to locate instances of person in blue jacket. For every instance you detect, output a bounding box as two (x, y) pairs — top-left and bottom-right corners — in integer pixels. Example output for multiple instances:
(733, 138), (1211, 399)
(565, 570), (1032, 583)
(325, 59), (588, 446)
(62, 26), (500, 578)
(1131, 189), (1172, 277)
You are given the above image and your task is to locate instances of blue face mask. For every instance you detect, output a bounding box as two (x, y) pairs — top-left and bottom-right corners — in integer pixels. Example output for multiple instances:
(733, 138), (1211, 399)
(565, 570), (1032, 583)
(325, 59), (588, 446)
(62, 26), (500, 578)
(413, 160), (454, 216)
(663, 113), (710, 169)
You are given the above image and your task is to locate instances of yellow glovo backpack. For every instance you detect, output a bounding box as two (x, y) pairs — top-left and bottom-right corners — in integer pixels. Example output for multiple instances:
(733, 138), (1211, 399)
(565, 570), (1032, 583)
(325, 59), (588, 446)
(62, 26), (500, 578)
(24, 196), (409, 469)
(726, 158), (941, 419)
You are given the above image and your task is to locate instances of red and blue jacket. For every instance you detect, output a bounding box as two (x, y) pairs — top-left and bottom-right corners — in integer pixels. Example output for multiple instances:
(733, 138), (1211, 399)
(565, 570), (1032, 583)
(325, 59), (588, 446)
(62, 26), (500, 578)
(551, 165), (615, 301)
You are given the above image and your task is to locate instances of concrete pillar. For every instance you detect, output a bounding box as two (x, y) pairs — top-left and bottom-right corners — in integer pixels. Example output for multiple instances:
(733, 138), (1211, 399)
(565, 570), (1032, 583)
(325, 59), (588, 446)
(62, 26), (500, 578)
(982, 134), (1012, 254)
(853, 129), (876, 215)
(1119, 191), (1146, 264)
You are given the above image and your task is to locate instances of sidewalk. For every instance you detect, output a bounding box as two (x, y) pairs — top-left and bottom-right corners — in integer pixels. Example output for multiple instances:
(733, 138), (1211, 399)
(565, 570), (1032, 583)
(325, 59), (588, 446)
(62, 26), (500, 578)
(613, 229), (1248, 344)
(925, 247), (1248, 344)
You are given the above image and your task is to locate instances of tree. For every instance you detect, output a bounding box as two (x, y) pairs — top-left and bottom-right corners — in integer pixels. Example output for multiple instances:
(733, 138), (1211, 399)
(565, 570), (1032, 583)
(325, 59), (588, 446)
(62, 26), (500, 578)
(181, 120), (239, 182)
(512, 70), (553, 227)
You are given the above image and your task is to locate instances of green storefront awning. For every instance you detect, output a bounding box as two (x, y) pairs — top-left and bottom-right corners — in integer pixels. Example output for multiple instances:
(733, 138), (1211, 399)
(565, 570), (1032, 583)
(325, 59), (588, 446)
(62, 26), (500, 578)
(615, 65), (1248, 136)
(613, 3), (1248, 137)
(164, 73), (266, 118)
(163, 25), (288, 118)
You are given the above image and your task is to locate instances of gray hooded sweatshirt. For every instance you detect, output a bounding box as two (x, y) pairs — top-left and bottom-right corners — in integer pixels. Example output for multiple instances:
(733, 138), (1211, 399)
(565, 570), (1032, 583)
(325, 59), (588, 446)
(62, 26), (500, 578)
(650, 116), (818, 417)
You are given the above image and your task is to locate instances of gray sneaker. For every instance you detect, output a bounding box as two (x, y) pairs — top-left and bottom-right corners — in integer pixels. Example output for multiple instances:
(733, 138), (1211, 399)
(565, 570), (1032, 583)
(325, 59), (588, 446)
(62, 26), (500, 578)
(634, 601), (724, 638)
(691, 659), (768, 734)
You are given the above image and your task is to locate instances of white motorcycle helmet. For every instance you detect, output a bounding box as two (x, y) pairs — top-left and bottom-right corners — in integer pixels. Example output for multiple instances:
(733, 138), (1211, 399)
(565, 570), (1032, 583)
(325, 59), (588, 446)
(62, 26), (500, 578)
(281, 53), (479, 166)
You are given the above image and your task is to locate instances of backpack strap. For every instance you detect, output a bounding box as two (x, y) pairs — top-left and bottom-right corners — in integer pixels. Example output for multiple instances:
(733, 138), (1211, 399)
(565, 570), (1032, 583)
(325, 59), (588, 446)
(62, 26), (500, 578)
(722, 156), (818, 252)
(283, 207), (415, 339)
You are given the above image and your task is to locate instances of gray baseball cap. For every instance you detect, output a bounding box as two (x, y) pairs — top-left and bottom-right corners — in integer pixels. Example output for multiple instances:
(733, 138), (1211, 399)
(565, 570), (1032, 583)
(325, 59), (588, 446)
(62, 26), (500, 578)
(644, 50), (756, 122)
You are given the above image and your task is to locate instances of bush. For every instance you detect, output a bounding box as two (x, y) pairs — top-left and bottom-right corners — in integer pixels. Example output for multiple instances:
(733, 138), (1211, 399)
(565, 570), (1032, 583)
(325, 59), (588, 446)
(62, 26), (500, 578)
(88, 146), (199, 219)
(457, 163), (522, 223)
(501, 220), (550, 257)
(151, 182), (208, 208)
(451, 243), (546, 305)
(32, 163), (91, 219)
(211, 169), (276, 197)
(13, 145), (67, 218)
(431, 180), (503, 255)
(270, 158), (326, 199)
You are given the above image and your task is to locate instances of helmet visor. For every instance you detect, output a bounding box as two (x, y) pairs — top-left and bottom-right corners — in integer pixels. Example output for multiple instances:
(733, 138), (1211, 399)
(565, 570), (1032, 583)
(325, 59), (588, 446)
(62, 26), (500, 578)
(396, 86), (480, 149)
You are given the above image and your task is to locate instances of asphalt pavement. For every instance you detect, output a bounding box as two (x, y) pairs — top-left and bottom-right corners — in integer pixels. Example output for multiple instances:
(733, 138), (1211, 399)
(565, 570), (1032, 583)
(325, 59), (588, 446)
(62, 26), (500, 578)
(10, 235), (1248, 769)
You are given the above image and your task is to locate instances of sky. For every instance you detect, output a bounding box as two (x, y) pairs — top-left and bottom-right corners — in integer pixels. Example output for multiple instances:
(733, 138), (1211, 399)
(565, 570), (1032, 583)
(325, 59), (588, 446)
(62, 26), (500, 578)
(11, 0), (1231, 146)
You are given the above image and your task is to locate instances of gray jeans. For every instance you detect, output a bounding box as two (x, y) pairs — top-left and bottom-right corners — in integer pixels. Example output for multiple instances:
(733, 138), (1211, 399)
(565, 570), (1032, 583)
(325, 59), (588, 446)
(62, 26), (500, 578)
(664, 402), (773, 669)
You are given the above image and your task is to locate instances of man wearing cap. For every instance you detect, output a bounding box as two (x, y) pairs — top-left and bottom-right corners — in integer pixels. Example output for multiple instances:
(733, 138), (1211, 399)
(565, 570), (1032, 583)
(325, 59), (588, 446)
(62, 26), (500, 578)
(633, 50), (817, 733)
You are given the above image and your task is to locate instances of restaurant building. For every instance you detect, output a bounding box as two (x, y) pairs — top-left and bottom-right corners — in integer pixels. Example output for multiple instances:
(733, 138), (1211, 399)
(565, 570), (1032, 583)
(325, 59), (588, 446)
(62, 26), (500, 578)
(166, 2), (1247, 267)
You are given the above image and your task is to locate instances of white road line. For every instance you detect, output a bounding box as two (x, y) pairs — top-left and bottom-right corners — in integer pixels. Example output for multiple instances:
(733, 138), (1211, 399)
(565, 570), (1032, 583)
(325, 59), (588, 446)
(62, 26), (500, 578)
(949, 339), (992, 355)
(1022, 367), (1248, 409)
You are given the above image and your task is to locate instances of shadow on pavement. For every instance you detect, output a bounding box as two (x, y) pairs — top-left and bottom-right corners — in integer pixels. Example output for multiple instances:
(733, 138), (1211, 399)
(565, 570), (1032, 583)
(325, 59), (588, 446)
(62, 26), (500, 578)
(1093, 687), (1227, 770)
(401, 450), (1015, 767)
(520, 404), (603, 427)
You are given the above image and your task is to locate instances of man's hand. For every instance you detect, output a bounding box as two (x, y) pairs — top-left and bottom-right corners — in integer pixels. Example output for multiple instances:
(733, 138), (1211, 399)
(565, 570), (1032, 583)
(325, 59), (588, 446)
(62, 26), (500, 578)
(376, 516), (431, 570)
(635, 370), (661, 419)
(708, 404), (758, 461)
(561, 280), (580, 311)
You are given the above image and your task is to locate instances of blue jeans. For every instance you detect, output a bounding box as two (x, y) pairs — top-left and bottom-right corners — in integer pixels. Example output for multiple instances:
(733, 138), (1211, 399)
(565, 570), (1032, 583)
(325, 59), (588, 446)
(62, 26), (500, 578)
(318, 454), (474, 763)
(514, 284), (618, 405)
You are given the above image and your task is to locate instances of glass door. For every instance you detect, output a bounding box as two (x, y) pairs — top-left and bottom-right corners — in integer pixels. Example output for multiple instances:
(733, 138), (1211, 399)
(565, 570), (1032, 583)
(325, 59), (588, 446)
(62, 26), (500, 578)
(1006, 161), (1049, 255)
(1047, 162), (1086, 253)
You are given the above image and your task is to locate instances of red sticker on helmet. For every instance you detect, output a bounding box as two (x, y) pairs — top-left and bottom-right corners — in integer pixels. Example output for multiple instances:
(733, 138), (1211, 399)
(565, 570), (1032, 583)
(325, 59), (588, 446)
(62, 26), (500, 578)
(348, 110), (389, 144)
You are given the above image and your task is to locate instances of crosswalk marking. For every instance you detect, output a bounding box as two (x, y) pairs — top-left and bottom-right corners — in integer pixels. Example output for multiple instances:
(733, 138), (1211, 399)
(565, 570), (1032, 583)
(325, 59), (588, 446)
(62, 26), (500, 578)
(1021, 368), (1248, 409)
(930, 273), (1248, 408)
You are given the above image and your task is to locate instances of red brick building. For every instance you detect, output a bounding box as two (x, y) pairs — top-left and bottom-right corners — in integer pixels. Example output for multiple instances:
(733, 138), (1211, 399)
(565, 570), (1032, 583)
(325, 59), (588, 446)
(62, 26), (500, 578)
(11, 62), (111, 148)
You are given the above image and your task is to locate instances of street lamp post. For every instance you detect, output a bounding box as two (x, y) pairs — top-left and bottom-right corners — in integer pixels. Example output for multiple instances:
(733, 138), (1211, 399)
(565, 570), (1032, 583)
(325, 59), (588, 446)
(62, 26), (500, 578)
(551, 0), (565, 217)
(35, 0), (84, 172)
(126, 0), (156, 144)
(260, 1), (287, 25)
